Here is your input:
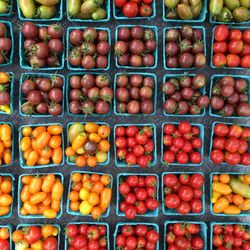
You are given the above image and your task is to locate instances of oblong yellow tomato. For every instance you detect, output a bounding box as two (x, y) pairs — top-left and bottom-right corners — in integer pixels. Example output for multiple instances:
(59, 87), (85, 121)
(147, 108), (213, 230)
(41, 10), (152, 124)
(18, 0), (35, 18)
(213, 197), (229, 214)
(52, 147), (63, 164)
(72, 133), (87, 151)
(26, 150), (39, 166)
(79, 188), (90, 201)
(51, 199), (60, 212)
(68, 0), (81, 16)
(42, 174), (55, 193)
(0, 206), (10, 216)
(37, 157), (50, 165)
(34, 132), (51, 149)
(0, 194), (12, 206)
(47, 125), (62, 135)
(43, 208), (57, 218)
(100, 187), (112, 212)
(79, 200), (93, 215)
(29, 177), (43, 194)
(34, 0), (59, 6)
(0, 124), (11, 142)
(31, 126), (46, 138)
(20, 137), (31, 152)
(85, 122), (99, 133)
(212, 182), (232, 195)
(223, 205), (241, 215)
(30, 192), (47, 205)
(42, 194), (52, 206)
(37, 5), (56, 19)
(49, 135), (62, 149)
(3, 149), (12, 165)
(21, 184), (31, 202)
(23, 201), (38, 215)
(51, 181), (63, 201)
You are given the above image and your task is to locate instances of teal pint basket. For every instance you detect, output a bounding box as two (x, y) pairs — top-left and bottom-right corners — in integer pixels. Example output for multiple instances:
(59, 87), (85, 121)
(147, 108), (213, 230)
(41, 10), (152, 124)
(209, 74), (250, 118)
(0, 174), (14, 218)
(210, 172), (250, 216)
(19, 24), (65, 70)
(114, 222), (159, 250)
(164, 221), (207, 250)
(114, 123), (157, 167)
(162, 172), (205, 216)
(66, 26), (111, 71)
(115, 25), (158, 69)
(163, 0), (207, 23)
(66, 122), (110, 166)
(18, 173), (64, 219)
(0, 21), (14, 67)
(209, 122), (250, 167)
(116, 173), (159, 217)
(163, 26), (206, 70)
(161, 122), (204, 166)
(113, 1), (156, 20)
(211, 26), (250, 70)
(65, 222), (110, 250)
(18, 123), (64, 169)
(66, 72), (112, 117)
(67, 0), (110, 22)
(0, 122), (14, 167)
(0, 72), (14, 115)
(163, 73), (206, 117)
(17, 0), (63, 21)
(66, 170), (113, 218)
(114, 72), (157, 116)
(19, 73), (65, 117)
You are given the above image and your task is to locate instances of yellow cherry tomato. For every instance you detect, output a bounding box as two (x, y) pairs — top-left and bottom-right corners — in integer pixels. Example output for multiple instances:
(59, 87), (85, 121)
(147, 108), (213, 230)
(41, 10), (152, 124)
(79, 200), (93, 215)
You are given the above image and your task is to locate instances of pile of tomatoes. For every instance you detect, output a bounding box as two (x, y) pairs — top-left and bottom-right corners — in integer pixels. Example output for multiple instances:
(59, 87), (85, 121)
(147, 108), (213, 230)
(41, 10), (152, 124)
(118, 174), (158, 219)
(0, 226), (10, 250)
(21, 22), (64, 69)
(115, 125), (155, 168)
(165, 222), (204, 249)
(114, 0), (154, 18)
(68, 73), (113, 116)
(65, 122), (110, 168)
(68, 172), (112, 219)
(114, 25), (157, 68)
(20, 124), (63, 167)
(212, 223), (250, 249)
(0, 123), (12, 166)
(20, 74), (64, 116)
(0, 23), (12, 65)
(210, 123), (250, 166)
(163, 173), (204, 215)
(19, 174), (63, 218)
(68, 27), (110, 70)
(162, 121), (203, 165)
(115, 224), (159, 250)
(0, 175), (13, 216)
(211, 173), (250, 215)
(66, 223), (108, 250)
(212, 25), (250, 68)
(12, 224), (59, 250)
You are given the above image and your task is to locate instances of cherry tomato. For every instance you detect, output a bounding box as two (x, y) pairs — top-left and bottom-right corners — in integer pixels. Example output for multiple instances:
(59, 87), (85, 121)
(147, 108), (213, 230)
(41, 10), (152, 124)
(166, 232), (175, 244)
(163, 151), (175, 163)
(227, 54), (240, 67)
(213, 53), (227, 67)
(0, 239), (9, 250)
(213, 235), (223, 247)
(122, 2), (138, 17)
(133, 145), (145, 157)
(176, 201), (191, 215)
(125, 192), (137, 205)
(23, 226), (42, 244)
(139, 4), (152, 17)
(214, 123), (229, 137)
(179, 174), (190, 185)
(210, 149), (224, 164)
(241, 55), (250, 68)
(178, 121), (191, 134)
(126, 175), (138, 187)
(178, 185), (194, 202)
(135, 225), (148, 237)
(115, 137), (127, 149)
(173, 223), (186, 236)
(191, 236), (204, 249)
(124, 205), (137, 219)
(213, 41), (227, 53)
(116, 126), (126, 137)
(225, 137), (240, 153)
(193, 189), (203, 199)
(243, 30), (250, 43)
(135, 132), (148, 145)
(182, 141), (192, 153)
(126, 126), (139, 137)
(71, 235), (87, 248)
(119, 182), (130, 195)
(190, 174), (204, 189)
(146, 230), (159, 243)
(116, 234), (126, 247)
(66, 224), (78, 238)
(241, 43), (250, 56)
(214, 25), (229, 42)
(176, 152), (189, 164)
(145, 175), (157, 187)
(225, 152), (241, 165)
(192, 138), (202, 149)
(190, 151), (202, 164)
(164, 124), (176, 135)
(144, 139), (154, 153)
(164, 174), (178, 188)
(213, 137), (226, 150)
(87, 226), (100, 240)
(175, 236), (191, 249)
(165, 194), (180, 209)
(43, 237), (58, 250)
(228, 40), (243, 54)
(241, 153), (250, 166)
(136, 201), (147, 214)
(229, 124), (243, 138)
(145, 198), (158, 210)
(143, 0), (153, 3)
(190, 198), (203, 213)
(125, 153), (137, 165)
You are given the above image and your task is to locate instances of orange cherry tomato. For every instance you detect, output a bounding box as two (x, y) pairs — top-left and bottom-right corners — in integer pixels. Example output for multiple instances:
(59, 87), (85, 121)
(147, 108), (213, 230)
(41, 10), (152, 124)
(26, 150), (39, 166)
(39, 147), (53, 159)
(3, 140), (11, 149)
(47, 125), (62, 135)
(23, 148), (32, 160)
(213, 175), (219, 182)
(86, 156), (97, 167)
(100, 187), (112, 212)
(70, 201), (80, 211)
(219, 174), (230, 184)
(98, 140), (110, 152)
(85, 122), (99, 133)
(1, 179), (12, 194)
(21, 175), (32, 185)
(43, 194), (52, 206)
(20, 137), (31, 152)
(0, 124), (11, 142)
(90, 174), (100, 182)
(12, 230), (24, 242)
(83, 180), (93, 191)
(65, 147), (75, 157)
(98, 125), (110, 139)
(41, 225), (54, 239)
(31, 239), (43, 250)
(0, 194), (12, 206)
(43, 208), (57, 218)
(75, 155), (86, 167)
(37, 156), (50, 165)
(232, 194), (244, 205)
(22, 126), (32, 137)
(71, 172), (82, 183)
(31, 126), (46, 138)
(82, 174), (90, 183)
(92, 181), (104, 195)
(21, 184), (31, 202)
(88, 192), (100, 206)
(49, 135), (62, 149)
(91, 206), (102, 220)
(3, 149), (12, 165)
(0, 227), (9, 240)
(42, 174), (55, 193)
(51, 199), (60, 212)
(0, 206), (10, 216)
(69, 191), (79, 202)
(23, 201), (38, 215)
(29, 177), (43, 194)
(89, 133), (101, 143)
(30, 192), (47, 205)
(34, 132), (51, 149)
(72, 182), (82, 192)
(51, 181), (63, 201)
(52, 147), (63, 164)
(100, 175), (111, 186)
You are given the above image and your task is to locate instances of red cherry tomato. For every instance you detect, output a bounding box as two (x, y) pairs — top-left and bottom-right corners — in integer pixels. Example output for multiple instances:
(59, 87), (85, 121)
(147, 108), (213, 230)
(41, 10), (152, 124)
(114, 0), (127, 8)
(43, 237), (58, 250)
(122, 2), (138, 18)
(241, 43), (250, 56)
(229, 29), (242, 41)
(243, 29), (250, 43)
(214, 25), (229, 42)
(241, 55), (250, 68)
(143, 0), (153, 3)
(213, 53), (227, 67)
(227, 54), (241, 67)
(139, 4), (152, 17)
(228, 40), (243, 54)
(213, 41), (227, 53)
(210, 149), (224, 164)
(214, 123), (229, 137)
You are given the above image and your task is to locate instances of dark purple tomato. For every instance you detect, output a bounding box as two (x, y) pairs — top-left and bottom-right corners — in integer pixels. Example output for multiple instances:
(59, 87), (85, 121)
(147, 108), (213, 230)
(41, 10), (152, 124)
(140, 86), (153, 99)
(70, 75), (81, 89)
(116, 87), (129, 102)
(48, 103), (62, 116)
(167, 56), (178, 68)
(38, 78), (52, 92)
(118, 27), (131, 41)
(118, 53), (129, 66)
(145, 40), (156, 52)
(181, 87), (194, 101)
(227, 92), (240, 105)
(192, 74), (206, 90)
(97, 30), (108, 41)
(0, 91), (10, 105)
(27, 90), (43, 105)
(127, 100), (140, 114)
(81, 74), (95, 89)
(95, 100), (110, 114)
(141, 100), (154, 114)
(197, 96), (210, 108)
(180, 76), (192, 88)
(130, 87), (140, 100)
(178, 101), (189, 115)
(29, 55), (46, 68)
(131, 26), (144, 39)
(82, 55), (95, 69)
(117, 102), (127, 113)
(178, 53), (194, 68)
(235, 78), (247, 93)
(236, 103), (250, 116)
(69, 100), (80, 114)
(164, 99), (177, 114)
(130, 74), (143, 87)
(130, 54), (142, 67)
(96, 41), (110, 55)
(129, 39), (145, 55)
(193, 53), (206, 68)
(220, 104), (234, 116)
(211, 96), (224, 110)
(96, 55), (108, 68)
(143, 77), (155, 88)
(171, 92), (182, 102)
(21, 80), (37, 95)
(83, 27), (97, 42)
(193, 29), (203, 41)
(220, 76), (235, 86)
(36, 102), (48, 114)
(180, 25), (194, 39)
(116, 74), (129, 87)
(142, 54), (155, 67)
(22, 22), (38, 38)
(165, 28), (180, 42)
(69, 89), (82, 101)
(96, 74), (110, 88)
(49, 88), (63, 102)
(70, 30), (83, 46)
(81, 100), (95, 115)
(48, 39), (63, 53)
(165, 42), (179, 56)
